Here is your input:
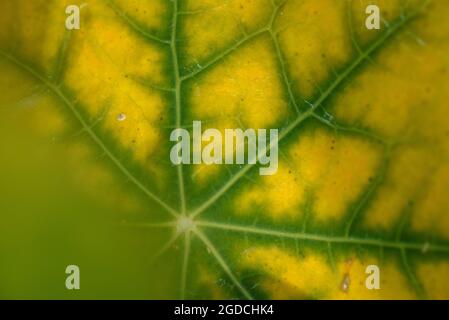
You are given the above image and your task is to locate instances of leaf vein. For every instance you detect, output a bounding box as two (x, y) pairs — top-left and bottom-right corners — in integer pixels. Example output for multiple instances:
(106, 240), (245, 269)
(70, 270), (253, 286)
(0, 50), (179, 218)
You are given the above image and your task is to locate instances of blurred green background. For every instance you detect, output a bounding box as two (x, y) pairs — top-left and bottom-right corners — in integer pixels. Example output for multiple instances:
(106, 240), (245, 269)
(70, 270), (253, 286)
(0, 103), (179, 299)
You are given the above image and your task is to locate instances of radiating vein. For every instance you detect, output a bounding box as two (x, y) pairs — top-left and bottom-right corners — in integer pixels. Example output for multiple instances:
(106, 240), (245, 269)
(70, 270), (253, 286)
(269, 0), (300, 114)
(344, 151), (390, 237)
(194, 229), (254, 300)
(0, 50), (179, 218)
(180, 1), (287, 81)
(170, 0), (187, 215)
(312, 112), (387, 144)
(121, 221), (176, 229)
(52, 30), (72, 85)
(271, 32), (300, 114)
(190, 11), (416, 219)
(105, 0), (170, 45)
(152, 231), (182, 262)
(180, 27), (268, 81)
(197, 220), (449, 254)
(180, 231), (191, 299)
(400, 248), (426, 299)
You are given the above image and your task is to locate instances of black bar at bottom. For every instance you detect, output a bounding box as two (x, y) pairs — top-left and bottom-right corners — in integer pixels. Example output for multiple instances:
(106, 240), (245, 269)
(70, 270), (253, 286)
(0, 300), (446, 318)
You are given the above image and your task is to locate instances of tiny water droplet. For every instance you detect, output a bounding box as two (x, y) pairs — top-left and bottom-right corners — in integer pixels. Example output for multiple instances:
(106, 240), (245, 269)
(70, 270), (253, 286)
(117, 113), (127, 122)
(341, 273), (350, 292)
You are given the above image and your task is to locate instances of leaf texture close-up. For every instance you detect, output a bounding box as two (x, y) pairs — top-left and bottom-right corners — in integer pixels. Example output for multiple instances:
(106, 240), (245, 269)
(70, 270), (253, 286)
(1, 0), (449, 300)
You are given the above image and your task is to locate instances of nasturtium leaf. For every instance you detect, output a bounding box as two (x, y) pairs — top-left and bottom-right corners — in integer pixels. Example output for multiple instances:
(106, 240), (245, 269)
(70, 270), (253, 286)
(1, 0), (449, 299)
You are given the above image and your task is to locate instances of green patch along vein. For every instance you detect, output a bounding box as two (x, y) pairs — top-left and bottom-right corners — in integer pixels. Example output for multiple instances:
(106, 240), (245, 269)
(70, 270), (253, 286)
(197, 220), (449, 254)
(0, 49), (179, 218)
(189, 7), (417, 220)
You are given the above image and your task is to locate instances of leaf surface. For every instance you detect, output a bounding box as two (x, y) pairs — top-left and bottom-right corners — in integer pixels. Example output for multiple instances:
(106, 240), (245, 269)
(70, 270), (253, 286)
(1, 0), (449, 299)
